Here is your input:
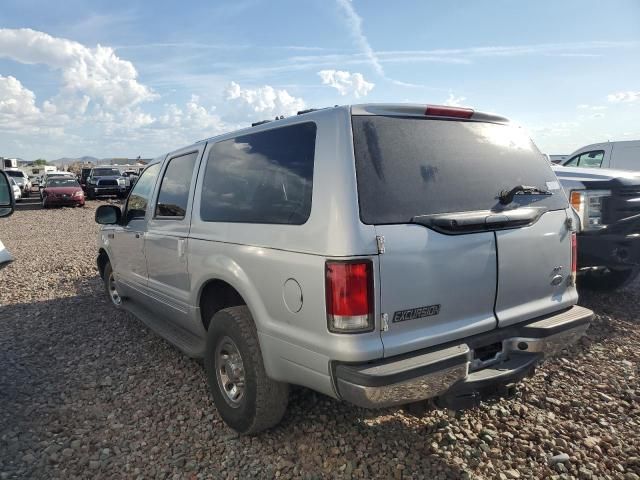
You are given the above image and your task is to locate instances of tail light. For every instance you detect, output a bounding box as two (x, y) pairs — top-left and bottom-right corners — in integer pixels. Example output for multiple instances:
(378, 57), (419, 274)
(571, 232), (577, 284)
(325, 260), (374, 333)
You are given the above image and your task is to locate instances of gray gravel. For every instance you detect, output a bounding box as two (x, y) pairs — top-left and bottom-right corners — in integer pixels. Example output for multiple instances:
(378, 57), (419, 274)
(0, 200), (639, 479)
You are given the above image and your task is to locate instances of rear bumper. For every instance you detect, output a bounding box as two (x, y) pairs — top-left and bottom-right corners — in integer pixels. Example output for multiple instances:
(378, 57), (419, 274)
(333, 305), (592, 409)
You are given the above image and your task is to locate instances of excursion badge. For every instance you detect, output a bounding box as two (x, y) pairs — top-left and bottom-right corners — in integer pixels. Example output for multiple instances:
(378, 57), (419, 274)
(393, 304), (441, 323)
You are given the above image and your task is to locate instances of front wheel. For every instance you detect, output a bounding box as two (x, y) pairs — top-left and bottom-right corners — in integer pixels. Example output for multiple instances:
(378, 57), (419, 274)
(103, 261), (123, 307)
(580, 267), (640, 291)
(204, 306), (288, 434)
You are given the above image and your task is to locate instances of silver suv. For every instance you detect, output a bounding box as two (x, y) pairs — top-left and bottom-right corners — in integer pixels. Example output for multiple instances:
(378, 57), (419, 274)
(95, 104), (593, 434)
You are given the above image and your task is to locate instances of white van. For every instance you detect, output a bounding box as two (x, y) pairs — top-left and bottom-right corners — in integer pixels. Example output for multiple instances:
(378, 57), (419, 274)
(562, 140), (640, 170)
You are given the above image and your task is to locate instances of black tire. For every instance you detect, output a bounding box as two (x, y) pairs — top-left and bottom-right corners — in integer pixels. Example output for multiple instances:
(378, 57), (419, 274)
(103, 261), (124, 307)
(87, 190), (95, 200)
(580, 267), (640, 291)
(204, 306), (288, 434)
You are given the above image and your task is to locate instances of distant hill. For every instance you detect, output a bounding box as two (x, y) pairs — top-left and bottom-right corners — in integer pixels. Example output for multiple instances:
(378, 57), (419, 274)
(49, 156), (100, 167)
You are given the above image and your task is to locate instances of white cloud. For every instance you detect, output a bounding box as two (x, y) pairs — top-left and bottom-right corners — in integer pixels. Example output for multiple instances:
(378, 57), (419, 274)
(0, 28), (157, 110)
(443, 92), (467, 107)
(225, 81), (306, 120)
(607, 91), (640, 103)
(318, 70), (374, 97)
(577, 104), (607, 111)
(335, 0), (384, 76)
(0, 75), (41, 122)
(0, 75), (68, 134)
(157, 95), (224, 132)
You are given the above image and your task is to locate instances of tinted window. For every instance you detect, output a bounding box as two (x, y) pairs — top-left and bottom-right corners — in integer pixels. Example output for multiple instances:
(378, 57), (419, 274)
(200, 122), (316, 224)
(5, 170), (24, 178)
(155, 152), (198, 218)
(47, 178), (80, 187)
(93, 168), (121, 176)
(124, 164), (161, 223)
(353, 116), (568, 224)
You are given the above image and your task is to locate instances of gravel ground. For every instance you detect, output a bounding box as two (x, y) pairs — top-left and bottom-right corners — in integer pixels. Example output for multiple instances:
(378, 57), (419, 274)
(0, 200), (639, 480)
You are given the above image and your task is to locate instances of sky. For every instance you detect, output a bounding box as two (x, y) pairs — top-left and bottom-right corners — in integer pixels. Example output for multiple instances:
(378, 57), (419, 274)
(0, 0), (639, 160)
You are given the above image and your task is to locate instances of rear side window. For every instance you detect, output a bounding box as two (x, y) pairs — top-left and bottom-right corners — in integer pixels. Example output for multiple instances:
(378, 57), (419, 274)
(200, 122), (316, 224)
(155, 152), (198, 218)
(353, 116), (568, 224)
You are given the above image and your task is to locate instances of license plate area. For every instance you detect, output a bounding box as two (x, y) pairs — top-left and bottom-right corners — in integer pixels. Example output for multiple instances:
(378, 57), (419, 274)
(470, 341), (503, 371)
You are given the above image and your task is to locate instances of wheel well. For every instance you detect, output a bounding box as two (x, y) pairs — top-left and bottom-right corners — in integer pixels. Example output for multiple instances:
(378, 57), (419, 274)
(199, 280), (246, 330)
(97, 249), (109, 279)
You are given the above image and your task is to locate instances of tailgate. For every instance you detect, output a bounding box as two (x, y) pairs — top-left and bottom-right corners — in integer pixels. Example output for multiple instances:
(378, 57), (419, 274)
(376, 224), (498, 357)
(495, 209), (578, 326)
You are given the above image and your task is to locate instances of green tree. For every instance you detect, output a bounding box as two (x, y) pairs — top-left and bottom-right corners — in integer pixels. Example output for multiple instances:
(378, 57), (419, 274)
(33, 159), (48, 165)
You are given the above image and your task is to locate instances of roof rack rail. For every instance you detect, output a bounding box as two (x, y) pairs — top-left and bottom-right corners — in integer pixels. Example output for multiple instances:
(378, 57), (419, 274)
(297, 108), (320, 115)
(251, 119), (273, 127)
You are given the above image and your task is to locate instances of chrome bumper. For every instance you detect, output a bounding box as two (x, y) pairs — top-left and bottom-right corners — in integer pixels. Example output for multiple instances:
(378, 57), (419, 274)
(334, 305), (592, 409)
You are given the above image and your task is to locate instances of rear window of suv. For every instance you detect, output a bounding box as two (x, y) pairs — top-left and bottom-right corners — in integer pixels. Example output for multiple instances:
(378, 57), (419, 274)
(200, 122), (316, 225)
(352, 116), (568, 224)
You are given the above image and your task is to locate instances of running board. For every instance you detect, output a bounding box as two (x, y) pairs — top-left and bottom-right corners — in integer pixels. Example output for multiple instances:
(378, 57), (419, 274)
(121, 299), (206, 358)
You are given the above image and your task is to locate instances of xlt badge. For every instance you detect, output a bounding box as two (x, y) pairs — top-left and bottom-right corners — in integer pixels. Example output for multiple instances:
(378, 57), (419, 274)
(393, 304), (441, 323)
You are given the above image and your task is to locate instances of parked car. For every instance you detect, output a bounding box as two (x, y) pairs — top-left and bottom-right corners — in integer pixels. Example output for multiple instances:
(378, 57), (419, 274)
(4, 169), (31, 198)
(94, 104), (592, 434)
(553, 165), (640, 289)
(39, 172), (75, 199)
(41, 177), (85, 208)
(0, 170), (16, 269)
(121, 170), (140, 191)
(29, 175), (40, 187)
(562, 140), (640, 170)
(86, 167), (127, 199)
(9, 177), (21, 202)
(79, 167), (92, 192)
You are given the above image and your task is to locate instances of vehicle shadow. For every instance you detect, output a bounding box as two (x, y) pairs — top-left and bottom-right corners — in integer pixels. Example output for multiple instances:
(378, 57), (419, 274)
(14, 196), (42, 211)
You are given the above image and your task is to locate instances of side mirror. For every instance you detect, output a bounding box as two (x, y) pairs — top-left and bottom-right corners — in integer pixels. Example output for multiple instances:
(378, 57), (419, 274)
(0, 171), (15, 218)
(95, 204), (122, 225)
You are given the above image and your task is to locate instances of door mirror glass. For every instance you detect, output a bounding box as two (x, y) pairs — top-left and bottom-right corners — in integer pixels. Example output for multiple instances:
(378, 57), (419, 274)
(0, 171), (15, 218)
(95, 204), (122, 225)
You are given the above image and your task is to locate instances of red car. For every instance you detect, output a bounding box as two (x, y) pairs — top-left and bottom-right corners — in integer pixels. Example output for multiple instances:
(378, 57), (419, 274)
(41, 177), (85, 208)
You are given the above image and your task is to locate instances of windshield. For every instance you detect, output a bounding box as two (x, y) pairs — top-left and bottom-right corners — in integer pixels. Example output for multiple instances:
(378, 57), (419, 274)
(47, 178), (80, 188)
(93, 168), (121, 176)
(4, 170), (24, 178)
(352, 116), (568, 224)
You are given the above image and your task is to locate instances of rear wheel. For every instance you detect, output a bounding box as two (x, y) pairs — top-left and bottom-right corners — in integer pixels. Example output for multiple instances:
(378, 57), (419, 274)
(204, 306), (288, 434)
(580, 267), (640, 291)
(103, 261), (123, 307)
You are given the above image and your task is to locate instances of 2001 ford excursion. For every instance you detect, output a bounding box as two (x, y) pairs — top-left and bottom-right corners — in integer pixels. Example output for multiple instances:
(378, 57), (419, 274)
(95, 104), (593, 434)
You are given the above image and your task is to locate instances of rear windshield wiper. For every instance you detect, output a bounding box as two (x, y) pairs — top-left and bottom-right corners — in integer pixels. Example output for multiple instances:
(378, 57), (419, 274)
(499, 185), (551, 205)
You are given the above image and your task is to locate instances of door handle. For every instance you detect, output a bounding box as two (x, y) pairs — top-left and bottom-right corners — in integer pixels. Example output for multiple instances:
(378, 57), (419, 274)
(135, 233), (142, 239)
(177, 238), (186, 258)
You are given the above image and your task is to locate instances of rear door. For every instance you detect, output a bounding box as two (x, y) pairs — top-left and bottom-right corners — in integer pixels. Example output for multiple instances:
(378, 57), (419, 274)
(352, 112), (572, 357)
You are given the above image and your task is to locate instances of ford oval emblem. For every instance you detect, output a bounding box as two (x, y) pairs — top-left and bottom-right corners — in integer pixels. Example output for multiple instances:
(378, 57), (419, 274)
(551, 274), (564, 286)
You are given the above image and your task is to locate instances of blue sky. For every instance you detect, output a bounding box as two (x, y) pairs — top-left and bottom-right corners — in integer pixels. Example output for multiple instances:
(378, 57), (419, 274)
(0, 0), (639, 160)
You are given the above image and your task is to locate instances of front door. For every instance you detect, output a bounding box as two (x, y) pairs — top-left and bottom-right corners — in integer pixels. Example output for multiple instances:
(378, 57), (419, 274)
(109, 163), (162, 298)
(145, 147), (202, 333)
